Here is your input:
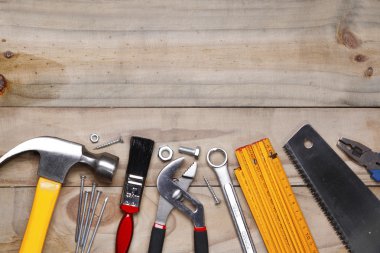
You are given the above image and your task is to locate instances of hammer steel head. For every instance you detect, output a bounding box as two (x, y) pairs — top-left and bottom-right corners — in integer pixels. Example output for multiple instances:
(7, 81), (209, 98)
(0, 137), (119, 183)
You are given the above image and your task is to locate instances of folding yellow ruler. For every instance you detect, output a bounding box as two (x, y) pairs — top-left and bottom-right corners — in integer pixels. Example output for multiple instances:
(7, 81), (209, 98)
(235, 138), (318, 253)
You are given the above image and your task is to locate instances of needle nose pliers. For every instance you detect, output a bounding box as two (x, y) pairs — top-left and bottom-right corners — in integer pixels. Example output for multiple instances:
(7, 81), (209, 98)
(337, 137), (380, 182)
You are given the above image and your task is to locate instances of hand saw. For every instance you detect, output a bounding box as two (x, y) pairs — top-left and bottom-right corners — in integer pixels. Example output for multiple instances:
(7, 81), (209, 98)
(284, 124), (380, 253)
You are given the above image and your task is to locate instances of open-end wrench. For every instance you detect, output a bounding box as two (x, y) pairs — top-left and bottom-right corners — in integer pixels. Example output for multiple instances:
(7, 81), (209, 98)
(207, 148), (256, 253)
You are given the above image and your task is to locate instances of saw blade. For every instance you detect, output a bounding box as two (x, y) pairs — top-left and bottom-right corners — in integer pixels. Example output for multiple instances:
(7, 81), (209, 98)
(284, 124), (380, 253)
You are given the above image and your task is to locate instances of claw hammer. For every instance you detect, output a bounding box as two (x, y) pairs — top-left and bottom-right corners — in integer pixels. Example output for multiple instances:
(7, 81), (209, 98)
(0, 137), (119, 253)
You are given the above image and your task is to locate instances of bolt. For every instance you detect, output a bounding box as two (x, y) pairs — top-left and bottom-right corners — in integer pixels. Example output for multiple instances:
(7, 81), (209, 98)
(75, 175), (86, 242)
(204, 177), (221, 205)
(94, 136), (123, 150)
(178, 146), (200, 159)
(3, 50), (13, 59)
(85, 196), (109, 253)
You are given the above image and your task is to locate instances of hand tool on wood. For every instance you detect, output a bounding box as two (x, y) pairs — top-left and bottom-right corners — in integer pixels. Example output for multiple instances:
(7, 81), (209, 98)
(82, 190), (102, 253)
(148, 161), (197, 253)
(284, 124), (380, 253)
(75, 175), (86, 242)
(0, 136), (119, 253)
(156, 157), (208, 253)
(337, 137), (380, 182)
(116, 136), (155, 253)
(235, 139), (318, 253)
(85, 196), (109, 253)
(207, 148), (256, 253)
(81, 182), (97, 247)
(76, 191), (90, 253)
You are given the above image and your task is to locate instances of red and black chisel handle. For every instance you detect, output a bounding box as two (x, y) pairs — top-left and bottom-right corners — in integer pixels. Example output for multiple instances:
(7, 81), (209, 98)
(148, 223), (166, 253)
(116, 213), (133, 253)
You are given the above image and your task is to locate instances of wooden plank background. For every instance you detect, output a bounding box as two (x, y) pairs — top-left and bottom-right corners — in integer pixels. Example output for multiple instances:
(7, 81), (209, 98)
(0, 0), (380, 253)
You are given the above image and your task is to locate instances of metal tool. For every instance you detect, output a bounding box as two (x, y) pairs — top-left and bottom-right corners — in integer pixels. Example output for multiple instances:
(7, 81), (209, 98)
(203, 177), (220, 205)
(179, 146), (201, 159)
(75, 175), (86, 242)
(85, 196), (109, 253)
(76, 191), (89, 253)
(94, 135), (123, 150)
(148, 161), (197, 253)
(151, 158), (208, 253)
(0, 136), (119, 253)
(337, 137), (380, 182)
(207, 148), (256, 253)
(284, 124), (380, 253)
(81, 182), (96, 247)
(82, 190), (102, 252)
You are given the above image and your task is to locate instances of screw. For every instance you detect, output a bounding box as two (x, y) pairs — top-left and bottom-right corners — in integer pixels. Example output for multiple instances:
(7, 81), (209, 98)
(82, 190), (102, 253)
(75, 175), (86, 242)
(3, 50), (13, 59)
(76, 191), (89, 253)
(178, 146), (200, 159)
(94, 136), (123, 150)
(85, 196), (109, 253)
(204, 177), (221, 205)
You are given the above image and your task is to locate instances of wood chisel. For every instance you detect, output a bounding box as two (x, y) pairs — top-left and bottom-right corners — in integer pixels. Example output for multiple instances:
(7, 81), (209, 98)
(284, 124), (380, 253)
(235, 138), (318, 253)
(116, 136), (154, 253)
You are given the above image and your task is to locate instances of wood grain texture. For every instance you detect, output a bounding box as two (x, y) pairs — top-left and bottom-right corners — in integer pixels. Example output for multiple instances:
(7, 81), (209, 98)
(0, 107), (379, 187)
(0, 186), (350, 253)
(0, 0), (380, 107)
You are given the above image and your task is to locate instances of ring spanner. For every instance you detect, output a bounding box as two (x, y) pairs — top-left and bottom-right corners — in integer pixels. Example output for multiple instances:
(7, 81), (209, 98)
(207, 148), (256, 253)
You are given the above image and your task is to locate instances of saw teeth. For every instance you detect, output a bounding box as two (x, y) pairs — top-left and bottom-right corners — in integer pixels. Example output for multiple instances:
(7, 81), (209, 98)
(283, 145), (353, 252)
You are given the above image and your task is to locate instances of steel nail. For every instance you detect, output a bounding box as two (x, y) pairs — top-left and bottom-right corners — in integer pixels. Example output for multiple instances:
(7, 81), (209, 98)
(80, 182), (96, 247)
(85, 197), (109, 253)
(82, 190), (102, 253)
(75, 191), (89, 253)
(204, 177), (221, 205)
(75, 175), (86, 242)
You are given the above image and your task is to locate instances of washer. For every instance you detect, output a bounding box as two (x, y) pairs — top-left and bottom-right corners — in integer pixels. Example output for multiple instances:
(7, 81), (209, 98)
(158, 146), (173, 161)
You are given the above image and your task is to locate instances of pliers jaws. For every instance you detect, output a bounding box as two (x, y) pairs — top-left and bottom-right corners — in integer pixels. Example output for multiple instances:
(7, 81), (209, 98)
(338, 138), (380, 182)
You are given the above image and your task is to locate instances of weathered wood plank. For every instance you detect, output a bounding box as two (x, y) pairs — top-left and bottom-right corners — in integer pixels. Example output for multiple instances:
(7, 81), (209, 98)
(0, 107), (379, 187)
(0, 186), (349, 253)
(0, 0), (379, 107)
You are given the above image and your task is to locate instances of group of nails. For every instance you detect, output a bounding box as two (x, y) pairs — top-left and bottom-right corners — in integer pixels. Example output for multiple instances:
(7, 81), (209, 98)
(74, 176), (109, 253)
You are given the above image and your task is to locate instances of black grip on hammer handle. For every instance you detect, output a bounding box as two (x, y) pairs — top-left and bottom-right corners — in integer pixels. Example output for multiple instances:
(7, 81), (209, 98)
(194, 229), (209, 253)
(148, 226), (166, 253)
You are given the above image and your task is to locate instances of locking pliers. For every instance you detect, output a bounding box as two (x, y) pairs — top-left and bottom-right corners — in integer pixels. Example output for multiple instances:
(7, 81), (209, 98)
(337, 137), (380, 182)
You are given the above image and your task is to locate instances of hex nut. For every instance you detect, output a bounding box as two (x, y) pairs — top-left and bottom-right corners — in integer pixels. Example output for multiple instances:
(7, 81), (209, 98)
(158, 146), (173, 161)
(90, 133), (100, 143)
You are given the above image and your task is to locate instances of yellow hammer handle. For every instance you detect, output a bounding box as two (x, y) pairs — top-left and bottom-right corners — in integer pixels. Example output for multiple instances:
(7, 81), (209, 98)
(19, 177), (62, 253)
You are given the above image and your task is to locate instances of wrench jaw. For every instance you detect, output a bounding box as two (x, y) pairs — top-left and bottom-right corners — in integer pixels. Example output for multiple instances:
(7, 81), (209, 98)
(157, 158), (205, 228)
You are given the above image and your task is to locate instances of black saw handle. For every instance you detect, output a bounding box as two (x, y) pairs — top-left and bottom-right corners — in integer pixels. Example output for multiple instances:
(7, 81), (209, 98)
(194, 227), (209, 253)
(148, 225), (166, 253)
